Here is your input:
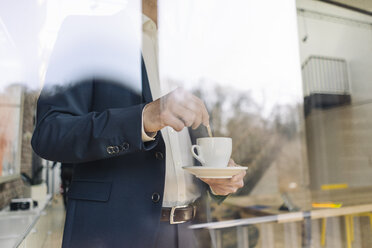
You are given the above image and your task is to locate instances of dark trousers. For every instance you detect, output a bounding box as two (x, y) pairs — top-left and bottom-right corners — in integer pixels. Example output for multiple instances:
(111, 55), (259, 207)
(154, 221), (201, 248)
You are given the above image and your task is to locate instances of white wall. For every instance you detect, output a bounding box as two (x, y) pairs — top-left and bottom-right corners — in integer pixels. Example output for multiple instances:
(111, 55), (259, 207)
(296, 0), (372, 102)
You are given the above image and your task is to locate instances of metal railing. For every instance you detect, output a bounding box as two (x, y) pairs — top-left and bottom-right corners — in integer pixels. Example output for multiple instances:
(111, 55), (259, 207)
(190, 201), (372, 248)
(301, 56), (350, 96)
(189, 214), (304, 248)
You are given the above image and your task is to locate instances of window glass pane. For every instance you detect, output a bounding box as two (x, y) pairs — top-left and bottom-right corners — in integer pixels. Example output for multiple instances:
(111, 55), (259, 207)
(157, 0), (372, 247)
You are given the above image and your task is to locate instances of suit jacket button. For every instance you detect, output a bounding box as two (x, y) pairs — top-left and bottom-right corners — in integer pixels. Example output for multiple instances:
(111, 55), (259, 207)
(113, 146), (120, 154)
(107, 146), (114, 154)
(121, 142), (130, 151)
(155, 152), (164, 160)
(152, 192), (161, 203)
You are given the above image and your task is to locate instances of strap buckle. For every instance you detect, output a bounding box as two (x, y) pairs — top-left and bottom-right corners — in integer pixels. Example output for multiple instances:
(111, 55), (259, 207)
(170, 205), (189, 224)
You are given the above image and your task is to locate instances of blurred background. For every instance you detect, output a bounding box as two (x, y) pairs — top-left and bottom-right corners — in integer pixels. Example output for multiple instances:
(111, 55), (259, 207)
(0, 0), (371, 247)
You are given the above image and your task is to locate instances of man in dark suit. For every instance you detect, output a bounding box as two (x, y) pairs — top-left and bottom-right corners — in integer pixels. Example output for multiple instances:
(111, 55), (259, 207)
(31, 1), (245, 247)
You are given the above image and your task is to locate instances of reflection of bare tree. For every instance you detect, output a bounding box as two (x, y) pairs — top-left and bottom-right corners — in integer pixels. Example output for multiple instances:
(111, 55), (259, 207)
(194, 84), (304, 195)
(193, 83), (306, 247)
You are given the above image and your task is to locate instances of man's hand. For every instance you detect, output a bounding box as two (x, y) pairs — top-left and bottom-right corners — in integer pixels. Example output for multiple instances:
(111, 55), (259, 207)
(200, 159), (245, 196)
(143, 88), (209, 132)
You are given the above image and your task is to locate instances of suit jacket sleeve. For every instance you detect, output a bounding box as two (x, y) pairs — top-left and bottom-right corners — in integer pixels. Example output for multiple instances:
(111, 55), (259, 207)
(31, 81), (158, 164)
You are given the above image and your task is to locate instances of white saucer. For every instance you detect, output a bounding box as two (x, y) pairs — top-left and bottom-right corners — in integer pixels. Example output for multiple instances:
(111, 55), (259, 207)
(182, 166), (248, 179)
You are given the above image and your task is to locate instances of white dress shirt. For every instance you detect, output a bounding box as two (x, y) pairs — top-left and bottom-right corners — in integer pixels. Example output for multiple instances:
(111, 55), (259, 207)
(141, 15), (201, 207)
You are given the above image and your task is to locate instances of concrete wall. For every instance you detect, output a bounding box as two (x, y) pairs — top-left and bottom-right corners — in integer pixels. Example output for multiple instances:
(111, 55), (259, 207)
(297, 0), (372, 102)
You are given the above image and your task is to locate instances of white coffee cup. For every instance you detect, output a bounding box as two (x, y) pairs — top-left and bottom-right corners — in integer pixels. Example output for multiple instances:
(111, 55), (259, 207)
(191, 137), (232, 168)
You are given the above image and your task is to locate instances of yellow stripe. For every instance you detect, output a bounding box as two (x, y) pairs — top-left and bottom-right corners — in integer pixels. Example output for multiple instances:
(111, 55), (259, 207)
(312, 203), (342, 208)
(321, 184), (348, 190)
(321, 218), (327, 246)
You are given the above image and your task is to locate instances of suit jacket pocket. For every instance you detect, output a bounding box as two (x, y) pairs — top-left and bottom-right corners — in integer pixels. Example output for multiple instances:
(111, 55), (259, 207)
(67, 180), (112, 202)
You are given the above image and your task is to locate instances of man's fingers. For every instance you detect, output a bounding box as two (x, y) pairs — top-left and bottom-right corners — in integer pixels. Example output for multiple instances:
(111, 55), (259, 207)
(203, 173), (245, 185)
(191, 115), (203, 129)
(213, 190), (230, 196)
(213, 185), (239, 195)
(201, 178), (229, 185)
(161, 112), (185, 132)
(209, 185), (231, 196)
(228, 160), (234, 167)
(232, 171), (246, 182)
(163, 89), (210, 130)
(170, 97), (205, 129)
(182, 100), (203, 129)
(208, 182), (244, 195)
(190, 95), (209, 126)
(228, 159), (240, 167)
(182, 97), (206, 129)
(238, 181), (244, 188)
(190, 108), (202, 129)
(169, 104), (194, 127)
(183, 102), (203, 129)
(203, 169), (245, 195)
(232, 176), (245, 188)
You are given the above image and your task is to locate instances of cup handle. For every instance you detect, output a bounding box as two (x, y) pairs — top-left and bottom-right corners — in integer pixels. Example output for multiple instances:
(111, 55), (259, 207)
(191, 145), (205, 164)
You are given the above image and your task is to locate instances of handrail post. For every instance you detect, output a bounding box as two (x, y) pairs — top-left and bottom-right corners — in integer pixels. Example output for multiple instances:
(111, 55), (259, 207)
(237, 226), (249, 248)
(215, 229), (222, 248)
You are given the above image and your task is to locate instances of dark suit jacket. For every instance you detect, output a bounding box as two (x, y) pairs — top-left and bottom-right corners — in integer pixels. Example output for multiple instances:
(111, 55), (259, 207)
(33, 75), (170, 248)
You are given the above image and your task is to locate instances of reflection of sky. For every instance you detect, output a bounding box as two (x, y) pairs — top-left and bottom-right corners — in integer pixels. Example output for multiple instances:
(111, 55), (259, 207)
(0, 18), (22, 90)
(43, 9), (141, 93)
(0, 0), (304, 111)
(159, 0), (304, 114)
(39, 0), (130, 86)
(0, 0), (137, 91)
(0, 0), (46, 91)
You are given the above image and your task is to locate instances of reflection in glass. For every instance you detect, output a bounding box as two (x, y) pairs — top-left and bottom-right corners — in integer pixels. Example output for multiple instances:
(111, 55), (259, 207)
(0, 86), (22, 177)
(158, 0), (372, 247)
